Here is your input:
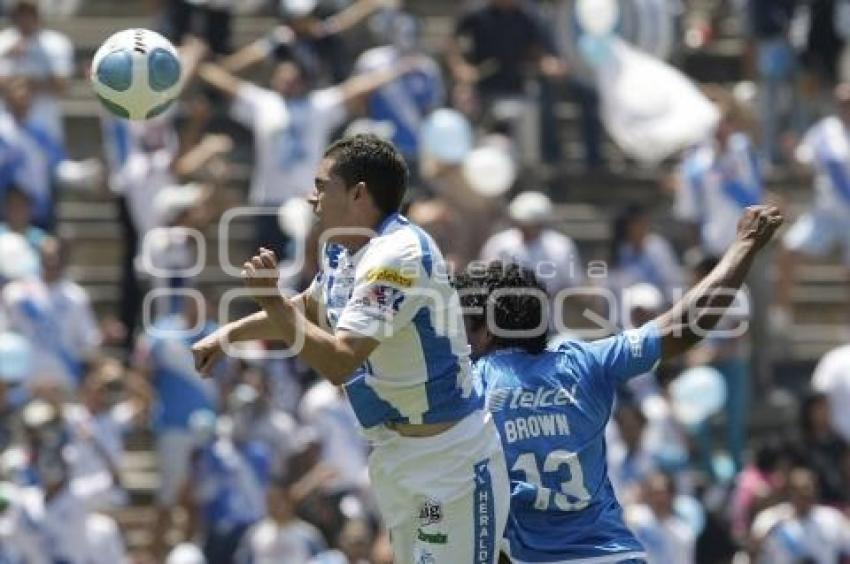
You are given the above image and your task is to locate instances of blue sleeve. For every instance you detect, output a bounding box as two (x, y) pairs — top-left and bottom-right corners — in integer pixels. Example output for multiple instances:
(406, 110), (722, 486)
(245, 443), (272, 486)
(582, 322), (663, 384)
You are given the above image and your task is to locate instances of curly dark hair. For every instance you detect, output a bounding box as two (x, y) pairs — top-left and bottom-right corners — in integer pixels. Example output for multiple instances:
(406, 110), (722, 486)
(454, 262), (549, 355)
(324, 134), (409, 219)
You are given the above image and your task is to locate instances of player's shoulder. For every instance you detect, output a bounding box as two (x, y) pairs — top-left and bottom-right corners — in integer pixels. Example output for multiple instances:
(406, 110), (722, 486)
(362, 217), (432, 270)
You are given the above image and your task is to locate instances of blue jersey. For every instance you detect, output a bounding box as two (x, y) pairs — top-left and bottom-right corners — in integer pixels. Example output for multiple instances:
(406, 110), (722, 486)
(476, 323), (663, 563)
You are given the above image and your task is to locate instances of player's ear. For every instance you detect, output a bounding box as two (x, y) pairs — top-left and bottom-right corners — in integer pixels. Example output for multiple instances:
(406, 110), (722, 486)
(351, 181), (368, 202)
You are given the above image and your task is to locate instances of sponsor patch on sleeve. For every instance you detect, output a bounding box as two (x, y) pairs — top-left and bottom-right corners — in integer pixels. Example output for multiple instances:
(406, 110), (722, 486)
(366, 267), (415, 288)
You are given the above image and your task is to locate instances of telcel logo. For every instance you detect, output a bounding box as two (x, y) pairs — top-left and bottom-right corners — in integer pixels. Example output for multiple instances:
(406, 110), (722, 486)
(487, 385), (578, 412)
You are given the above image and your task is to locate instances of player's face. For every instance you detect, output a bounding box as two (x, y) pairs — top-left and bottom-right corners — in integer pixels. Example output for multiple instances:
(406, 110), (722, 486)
(310, 157), (355, 234)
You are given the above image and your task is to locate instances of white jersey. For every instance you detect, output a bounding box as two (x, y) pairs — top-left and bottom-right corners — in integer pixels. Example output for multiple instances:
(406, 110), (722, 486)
(0, 111), (64, 223)
(239, 519), (326, 564)
(752, 503), (850, 564)
(676, 133), (763, 256)
(0, 27), (73, 141)
(299, 380), (368, 491)
(480, 228), (584, 295)
(626, 505), (696, 564)
(28, 489), (127, 564)
(231, 84), (346, 206)
(308, 213), (478, 430)
(2, 277), (101, 388)
(812, 344), (850, 442)
(797, 115), (850, 214)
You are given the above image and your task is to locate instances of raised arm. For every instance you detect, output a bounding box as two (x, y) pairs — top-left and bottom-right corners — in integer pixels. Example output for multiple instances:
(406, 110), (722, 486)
(322, 0), (397, 36)
(198, 62), (244, 98)
(220, 26), (295, 74)
(337, 57), (421, 106)
(197, 247), (384, 385)
(191, 287), (321, 373)
(655, 205), (783, 360)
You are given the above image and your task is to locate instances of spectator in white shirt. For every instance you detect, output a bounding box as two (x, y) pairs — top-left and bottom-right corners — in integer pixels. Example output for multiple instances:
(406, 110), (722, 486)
(29, 446), (127, 564)
(480, 191), (584, 297)
(812, 341), (850, 443)
(227, 378), (303, 478)
(673, 92), (763, 257)
(198, 57), (424, 261)
(0, 77), (64, 229)
(607, 403), (659, 506)
(776, 83), (850, 329)
(64, 359), (149, 510)
(626, 472), (696, 564)
(298, 379), (369, 494)
(2, 237), (101, 389)
(752, 468), (850, 564)
(0, 184), (48, 252)
(236, 478), (327, 564)
(0, 0), (73, 142)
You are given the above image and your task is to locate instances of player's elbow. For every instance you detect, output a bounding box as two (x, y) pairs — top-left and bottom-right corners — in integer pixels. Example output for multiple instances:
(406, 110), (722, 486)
(317, 345), (362, 385)
(319, 360), (358, 386)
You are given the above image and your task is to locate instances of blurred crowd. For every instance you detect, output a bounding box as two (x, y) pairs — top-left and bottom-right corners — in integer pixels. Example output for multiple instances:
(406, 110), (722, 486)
(0, 0), (848, 562)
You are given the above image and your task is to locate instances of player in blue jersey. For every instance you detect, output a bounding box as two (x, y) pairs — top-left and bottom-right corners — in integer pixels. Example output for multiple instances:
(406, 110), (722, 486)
(192, 134), (509, 564)
(454, 205), (783, 564)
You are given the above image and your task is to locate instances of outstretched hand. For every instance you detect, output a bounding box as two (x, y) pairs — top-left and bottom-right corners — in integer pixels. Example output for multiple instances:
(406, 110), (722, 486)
(736, 205), (784, 252)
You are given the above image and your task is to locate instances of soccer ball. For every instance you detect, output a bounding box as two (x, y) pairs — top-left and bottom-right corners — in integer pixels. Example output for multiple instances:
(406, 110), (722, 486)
(91, 29), (182, 121)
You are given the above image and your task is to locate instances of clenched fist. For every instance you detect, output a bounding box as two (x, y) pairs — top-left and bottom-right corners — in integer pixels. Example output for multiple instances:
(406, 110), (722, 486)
(242, 247), (280, 302)
(192, 332), (223, 377)
(736, 205), (784, 252)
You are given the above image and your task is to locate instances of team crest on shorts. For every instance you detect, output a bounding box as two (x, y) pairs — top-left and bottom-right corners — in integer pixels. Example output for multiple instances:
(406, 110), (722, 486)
(418, 498), (443, 526)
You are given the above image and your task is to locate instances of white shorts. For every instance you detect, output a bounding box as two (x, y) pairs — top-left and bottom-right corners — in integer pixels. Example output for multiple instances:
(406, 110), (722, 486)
(784, 209), (850, 265)
(366, 410), (510, 564)
(155, 429), (195, 506)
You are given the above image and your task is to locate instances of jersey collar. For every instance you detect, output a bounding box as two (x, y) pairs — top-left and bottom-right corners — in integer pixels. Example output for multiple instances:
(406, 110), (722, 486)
(376, 212), (408, 236)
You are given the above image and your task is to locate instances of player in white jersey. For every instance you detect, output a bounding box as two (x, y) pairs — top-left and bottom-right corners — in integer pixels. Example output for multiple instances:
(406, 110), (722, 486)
(192, 134), (509, 564)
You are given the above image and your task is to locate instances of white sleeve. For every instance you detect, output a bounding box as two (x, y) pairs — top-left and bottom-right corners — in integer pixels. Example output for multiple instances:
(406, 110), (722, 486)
(479, 235), (501, 263)
(795, 123), (820, 165)
(559, 236), (584, 289)
(44, 32), (74, 78)
(811, 348), (842, 392)
(674, 166), (700, 221)
(335, 242), (426, 342)
(310, 87), (347, 133)
(71, 288), (102, 355)
(230, 84), (279, 128)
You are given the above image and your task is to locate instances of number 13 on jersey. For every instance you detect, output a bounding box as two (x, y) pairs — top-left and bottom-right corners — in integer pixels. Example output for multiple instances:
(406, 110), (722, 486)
(512, 450), (592, 511)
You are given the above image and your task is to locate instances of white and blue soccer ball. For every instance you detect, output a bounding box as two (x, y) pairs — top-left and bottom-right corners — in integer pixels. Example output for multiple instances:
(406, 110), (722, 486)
(91, 29), (182, 121)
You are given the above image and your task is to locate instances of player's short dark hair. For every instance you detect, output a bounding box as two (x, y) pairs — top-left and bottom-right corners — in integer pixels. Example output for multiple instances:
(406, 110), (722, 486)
(324, 134), (408, 219)
(454, 262), (549, 355)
